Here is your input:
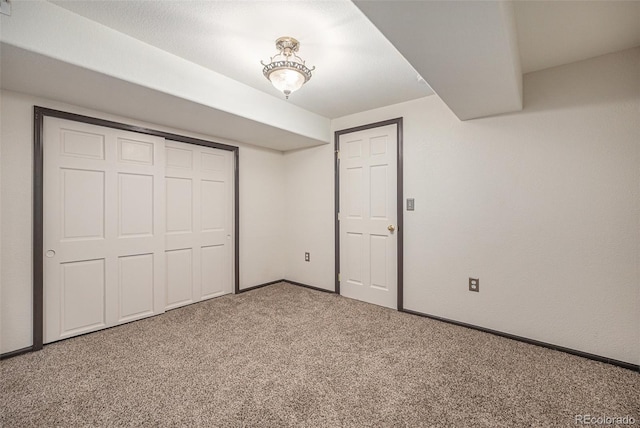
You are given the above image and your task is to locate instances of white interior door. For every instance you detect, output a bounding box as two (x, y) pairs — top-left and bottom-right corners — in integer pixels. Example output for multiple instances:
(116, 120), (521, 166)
(339, 124), (398, 309)
(164, 141), (233, 310)
(44, 117), (165, 343)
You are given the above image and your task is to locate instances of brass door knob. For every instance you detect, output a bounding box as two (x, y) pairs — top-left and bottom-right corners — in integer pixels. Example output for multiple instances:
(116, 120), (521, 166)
(388, 224), (395, 232)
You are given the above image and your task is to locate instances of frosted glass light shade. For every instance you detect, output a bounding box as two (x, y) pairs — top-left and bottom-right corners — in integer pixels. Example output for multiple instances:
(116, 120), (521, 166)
(268, 68), (306, 97)
(261, 37), (314, 99)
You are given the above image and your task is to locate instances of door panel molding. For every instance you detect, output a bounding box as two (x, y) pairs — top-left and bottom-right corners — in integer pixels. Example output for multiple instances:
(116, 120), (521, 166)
(33, 106), (240, 351)
(334, 118), (403, 310)
(164, 140), (234, 310)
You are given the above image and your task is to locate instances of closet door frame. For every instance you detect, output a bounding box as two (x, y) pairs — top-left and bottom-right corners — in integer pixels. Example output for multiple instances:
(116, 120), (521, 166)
(33, 106), (240, 351)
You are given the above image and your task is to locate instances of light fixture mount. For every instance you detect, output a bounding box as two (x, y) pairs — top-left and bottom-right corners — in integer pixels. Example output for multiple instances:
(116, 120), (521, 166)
(261, 36), (315, 99)
(275, 36), (300, 54)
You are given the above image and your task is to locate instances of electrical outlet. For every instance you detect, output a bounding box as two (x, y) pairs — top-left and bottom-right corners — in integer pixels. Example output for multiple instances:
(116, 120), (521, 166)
(469, 278), (479, 292)
(305, 252), (310, 262)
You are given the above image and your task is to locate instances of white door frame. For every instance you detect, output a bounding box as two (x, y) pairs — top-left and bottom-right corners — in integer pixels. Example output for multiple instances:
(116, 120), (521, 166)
(334, 118), (403, 310)
(32, 106), (239, 351)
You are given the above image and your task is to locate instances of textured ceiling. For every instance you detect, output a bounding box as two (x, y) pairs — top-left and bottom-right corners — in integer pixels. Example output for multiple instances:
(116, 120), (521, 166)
(514, 1), (640, 74)
(51, 0), (434, 119)
(24, 1), (640, 122)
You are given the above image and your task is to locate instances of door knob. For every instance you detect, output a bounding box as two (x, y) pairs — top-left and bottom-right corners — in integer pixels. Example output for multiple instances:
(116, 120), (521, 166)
(46, 250), (56, 258)
(388, 224), (395, 232)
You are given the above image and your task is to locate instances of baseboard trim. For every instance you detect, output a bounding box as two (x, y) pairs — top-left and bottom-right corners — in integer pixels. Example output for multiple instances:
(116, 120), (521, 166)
(284, 279), (336, 294)
(238, 279), (285, 293)
(7, 284), (634, 372)
(1, 346), (34, 360)
(240, 279), (337, 294)
(400, 308), (639, 372)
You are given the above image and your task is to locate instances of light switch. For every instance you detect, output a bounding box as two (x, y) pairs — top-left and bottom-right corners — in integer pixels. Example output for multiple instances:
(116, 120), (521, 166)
(407, 198), (415, 211)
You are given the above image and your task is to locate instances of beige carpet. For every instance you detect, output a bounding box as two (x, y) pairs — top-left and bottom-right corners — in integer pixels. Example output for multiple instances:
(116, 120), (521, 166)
(1, 282), (638, 427)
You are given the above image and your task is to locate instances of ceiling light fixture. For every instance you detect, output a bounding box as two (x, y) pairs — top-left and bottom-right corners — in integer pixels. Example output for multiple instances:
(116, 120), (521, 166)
(261, 36), (314, 99)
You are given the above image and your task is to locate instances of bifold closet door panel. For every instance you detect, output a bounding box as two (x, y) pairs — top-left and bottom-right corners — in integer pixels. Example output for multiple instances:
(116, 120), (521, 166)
(164, 141), (233, 310)
(43, 117), (166, 343)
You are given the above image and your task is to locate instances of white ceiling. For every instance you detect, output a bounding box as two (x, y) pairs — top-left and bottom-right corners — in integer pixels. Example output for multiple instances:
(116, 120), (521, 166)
(354, 1), (524, 121)
(354, 0), (640, 120)
(48, 0), (640, 121)
(1, 43), (328, 151)
(2, 0), (638, 150)
(514, 1), (640, 74)
(51, 0), (434, 119)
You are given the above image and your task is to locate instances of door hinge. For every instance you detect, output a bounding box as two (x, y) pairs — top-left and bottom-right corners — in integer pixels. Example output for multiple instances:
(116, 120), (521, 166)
(335, 150), (340, 160)
(338, 273), (341, 281)
(337, 212), (340, 220)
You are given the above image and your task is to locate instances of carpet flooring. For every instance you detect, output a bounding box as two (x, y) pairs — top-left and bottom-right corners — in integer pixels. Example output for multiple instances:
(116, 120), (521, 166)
(1, 282), (638, 427)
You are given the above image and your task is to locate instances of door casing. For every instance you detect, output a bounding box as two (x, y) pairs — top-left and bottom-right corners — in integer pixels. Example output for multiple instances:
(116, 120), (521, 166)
(334, 118), (403, 310)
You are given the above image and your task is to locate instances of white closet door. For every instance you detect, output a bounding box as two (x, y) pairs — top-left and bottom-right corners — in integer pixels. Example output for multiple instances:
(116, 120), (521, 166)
(44, 117), (165, 343)
(164, 141), (233, 310)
